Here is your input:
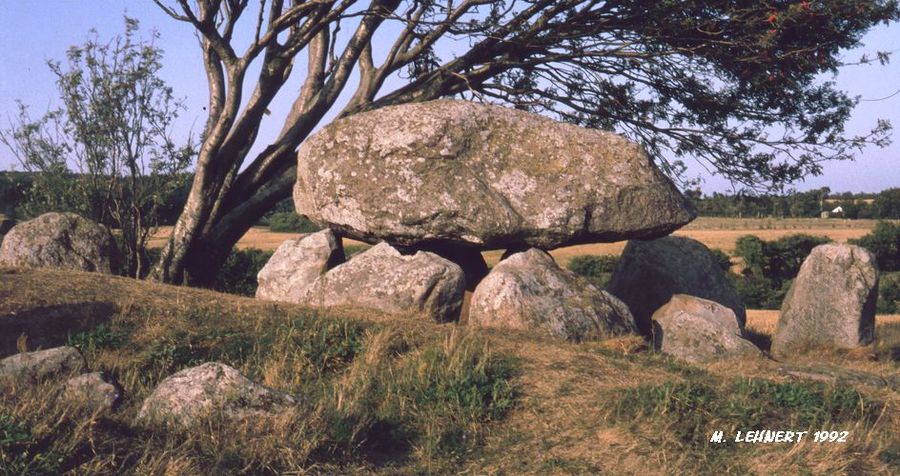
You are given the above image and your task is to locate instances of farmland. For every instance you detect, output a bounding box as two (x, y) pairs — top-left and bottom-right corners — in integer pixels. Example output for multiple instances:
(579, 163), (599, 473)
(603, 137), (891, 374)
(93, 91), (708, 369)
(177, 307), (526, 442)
(150, 216), (889, 267)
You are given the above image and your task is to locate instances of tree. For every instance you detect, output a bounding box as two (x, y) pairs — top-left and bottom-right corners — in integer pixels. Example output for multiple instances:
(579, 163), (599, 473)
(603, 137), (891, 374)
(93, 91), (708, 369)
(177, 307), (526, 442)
(151, 0), (899, 285)
(0, 18), (195, 278)
(873, 188), (900, 219)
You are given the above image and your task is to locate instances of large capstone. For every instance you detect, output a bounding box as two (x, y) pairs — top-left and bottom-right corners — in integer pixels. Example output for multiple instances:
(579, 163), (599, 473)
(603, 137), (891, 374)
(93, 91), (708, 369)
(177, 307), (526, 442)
(651, 295), (762, 363)
(301, 242), (466, 322)
(256, 229), (345, 303)
(294, 100), (695, 250)
(771, 243), (878, 360)
(605, 236), (746, 336)
(469, 248), (638, 341)
(0, 212), (121, 274)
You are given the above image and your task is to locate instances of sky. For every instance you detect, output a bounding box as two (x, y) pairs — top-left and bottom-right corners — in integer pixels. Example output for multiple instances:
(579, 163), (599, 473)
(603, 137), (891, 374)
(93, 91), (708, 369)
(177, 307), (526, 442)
(0, 0), (898, 195)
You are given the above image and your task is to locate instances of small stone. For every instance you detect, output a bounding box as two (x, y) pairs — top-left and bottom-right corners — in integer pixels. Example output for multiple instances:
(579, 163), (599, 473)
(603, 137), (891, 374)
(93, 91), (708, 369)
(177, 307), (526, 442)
(0, 346), (86, 387)
(62, 372), (122, 411)
(651, 295), (762, 363)
(136, 362), (296, 429)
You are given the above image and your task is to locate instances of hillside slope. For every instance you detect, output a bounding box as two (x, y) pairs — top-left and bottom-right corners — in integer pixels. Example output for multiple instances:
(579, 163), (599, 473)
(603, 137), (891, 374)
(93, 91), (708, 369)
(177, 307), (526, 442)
(1, 267), (898, 474)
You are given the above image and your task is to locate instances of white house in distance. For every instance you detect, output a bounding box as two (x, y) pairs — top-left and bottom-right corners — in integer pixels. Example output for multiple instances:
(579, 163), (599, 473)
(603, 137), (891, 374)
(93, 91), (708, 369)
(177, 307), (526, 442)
(821, 206), (844, 218)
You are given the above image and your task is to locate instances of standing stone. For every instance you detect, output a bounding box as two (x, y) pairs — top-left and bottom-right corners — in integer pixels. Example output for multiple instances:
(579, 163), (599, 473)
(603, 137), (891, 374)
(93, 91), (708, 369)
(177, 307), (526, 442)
(0, 212), (120, 274)
(256, 229), (345, 302)
(302, 243), (466, 322)
(62, 372), (122, 411)
(605, 236), (745, 335)
(651, 295), (762, 363)
(295, 100), (695, 250)
(469, 248), (638, 341)
(0, 346), (86, 387)
(136, 362), (296, 428)
(771, 244), (878, 360)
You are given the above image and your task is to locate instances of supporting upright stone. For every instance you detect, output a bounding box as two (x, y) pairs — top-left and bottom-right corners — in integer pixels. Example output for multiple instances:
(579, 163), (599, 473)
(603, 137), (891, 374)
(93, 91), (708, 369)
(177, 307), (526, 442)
(771, 243), (878, 360)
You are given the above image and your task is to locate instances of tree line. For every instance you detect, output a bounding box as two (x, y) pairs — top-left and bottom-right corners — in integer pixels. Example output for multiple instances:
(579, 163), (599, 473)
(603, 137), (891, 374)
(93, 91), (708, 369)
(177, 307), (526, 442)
(687, 188), (900, 220)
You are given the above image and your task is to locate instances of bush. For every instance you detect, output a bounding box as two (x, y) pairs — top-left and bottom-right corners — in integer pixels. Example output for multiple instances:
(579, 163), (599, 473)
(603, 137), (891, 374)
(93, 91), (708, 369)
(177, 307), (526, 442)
(213, 248), (273, 296)
(878, 272), (900, 314)
(268, 212), (321, 233)
(733, 233), (830, 309)
(567, 255), (618, 287)
(851, 221), (900, 272)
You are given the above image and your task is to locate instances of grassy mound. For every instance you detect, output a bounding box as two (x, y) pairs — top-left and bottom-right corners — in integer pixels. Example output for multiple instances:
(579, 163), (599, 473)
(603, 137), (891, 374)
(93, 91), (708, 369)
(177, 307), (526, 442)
(1, 267), (898, 474)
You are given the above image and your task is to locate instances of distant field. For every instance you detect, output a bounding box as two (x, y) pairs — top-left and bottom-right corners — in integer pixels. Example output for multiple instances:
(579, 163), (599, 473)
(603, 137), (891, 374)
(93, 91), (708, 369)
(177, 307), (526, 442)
(747, 310), (900, 336)
(150, 216), (888, 267)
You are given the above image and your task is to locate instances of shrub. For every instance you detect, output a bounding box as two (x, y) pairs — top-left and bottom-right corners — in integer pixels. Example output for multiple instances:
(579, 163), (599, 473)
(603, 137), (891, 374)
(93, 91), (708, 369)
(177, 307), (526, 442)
(567, 255), (618, 287)
(268, 212), (321, 233)
(213, 248), (273, 296)
(733, 233), (830, 309)
(851, 221), (900, 272)
(878, 272), (900, 314)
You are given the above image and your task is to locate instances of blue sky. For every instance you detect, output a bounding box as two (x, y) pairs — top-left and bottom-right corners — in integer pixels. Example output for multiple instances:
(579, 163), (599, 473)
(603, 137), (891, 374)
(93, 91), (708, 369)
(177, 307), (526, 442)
(1, 1), (898, 194)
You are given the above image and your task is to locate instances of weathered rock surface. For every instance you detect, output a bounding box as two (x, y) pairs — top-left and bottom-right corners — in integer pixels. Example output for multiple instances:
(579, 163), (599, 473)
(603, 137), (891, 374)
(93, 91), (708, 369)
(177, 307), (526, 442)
(0, 212), (120, 274)
(256, 229), (345, 302)
(136, 362), (296, 428)
(0, 346), (85, 386)
(302, 243), (465, 322)
(62, 372), (122, 411)
(410, 244), (488, 290)
(469, 248), (638, 341)
(606, 236), (746, 335)
(294, 100), (695, 250)
(651, 295), (762, 363)
(771, 243), (878, 360)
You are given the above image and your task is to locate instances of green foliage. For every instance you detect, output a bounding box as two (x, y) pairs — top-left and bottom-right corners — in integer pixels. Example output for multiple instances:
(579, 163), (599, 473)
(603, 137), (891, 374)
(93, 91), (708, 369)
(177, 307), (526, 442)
(332, 332), (518, 462)
(268, 212), (321, 233)
(0, 411), (61, 475)
(733, 233), (830, 309)
(137, 312), (365, 388)
(212, 248), (273, 296)
(67, 322), (130, 353)
(567, 255), (619, 287)
(877, 272), (900, 314)
(610, 379), (879, 446)
(873, 188), (900, 219)
(0, 18), (194, 278)
(851, 221), (900, 272)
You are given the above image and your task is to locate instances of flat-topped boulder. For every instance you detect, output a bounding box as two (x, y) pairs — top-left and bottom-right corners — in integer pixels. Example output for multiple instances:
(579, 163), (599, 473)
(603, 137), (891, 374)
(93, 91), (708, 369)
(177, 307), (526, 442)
(294, 100), (695, 250)
(469, 248), (638, 341)
(0, 212), (120, 274)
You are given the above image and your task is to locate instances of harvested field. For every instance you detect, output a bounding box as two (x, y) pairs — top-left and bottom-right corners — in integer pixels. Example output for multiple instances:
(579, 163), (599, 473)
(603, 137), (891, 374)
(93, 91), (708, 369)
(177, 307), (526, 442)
(150, 217), (891, 268)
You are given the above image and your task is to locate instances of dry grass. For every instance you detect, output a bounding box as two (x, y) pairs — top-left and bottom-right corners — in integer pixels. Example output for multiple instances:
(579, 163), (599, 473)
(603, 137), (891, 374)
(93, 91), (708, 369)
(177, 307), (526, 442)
(2, 267), (898, 474)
